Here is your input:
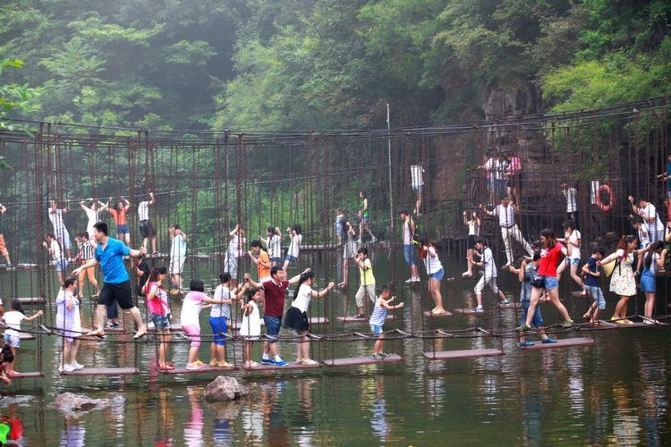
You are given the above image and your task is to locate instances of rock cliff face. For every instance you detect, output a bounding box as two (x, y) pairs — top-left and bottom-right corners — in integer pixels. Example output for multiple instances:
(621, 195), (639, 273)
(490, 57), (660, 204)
(482, 83), (542, 121)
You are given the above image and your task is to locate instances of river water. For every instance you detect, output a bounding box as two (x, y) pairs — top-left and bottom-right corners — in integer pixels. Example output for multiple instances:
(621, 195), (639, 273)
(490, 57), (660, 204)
(1, 250), (671, 446)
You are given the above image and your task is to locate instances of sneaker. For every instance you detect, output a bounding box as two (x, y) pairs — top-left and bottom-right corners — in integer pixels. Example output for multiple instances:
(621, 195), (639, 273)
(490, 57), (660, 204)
(261, 358), (274, 365)
(72, 362), (85, 370)
(110, 322), (120, 328)
(378, 352), (389, 359)
(561, 319), (574, 328)
(500, 300), (511, 306)
(186, 362), (206, 370)
(412, 277), (421, 283)
(371, 237), (377, 243)
(542, 337), (557, 344)
(516, 323), (532, 332)
(302, 359), (319, 365)
(274, 358), (288, 367)
(474, 306), (484, 313)
(63, 363), (76, 373)
(518, 341), (535, 347)
(461, 271), (473, 278)
(405, 278), (414, 284)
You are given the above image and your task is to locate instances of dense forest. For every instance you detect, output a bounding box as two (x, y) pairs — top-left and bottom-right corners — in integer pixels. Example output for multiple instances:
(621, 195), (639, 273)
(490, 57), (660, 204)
(1, 0), (670, 132)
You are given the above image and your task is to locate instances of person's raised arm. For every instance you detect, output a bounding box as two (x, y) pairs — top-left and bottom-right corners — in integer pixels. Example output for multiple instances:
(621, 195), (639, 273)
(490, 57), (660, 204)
(288, 268), (312, 285)
(478, 203), (495, 217)
(24, 309), (44, 322)
(380, 297), (404, 311)
(0, 203), (6, 214)
(244, 272), (262, 289)
(658, 249), (668, 269)
(247, 251), (259, 265)
(462, 211), (469, 226)
(129, 246), (147, 259)
(309, 282), (335, 299)
(627, 196), (639, 215)
(148, 192), (155, 206)
(72, 258), (99, 275)
(79, 200), (90, 212)
(517, 260), (527, 282)
(99, 199), (109, 211)
(123, 198), (130, 209)
(229, 224), (238, 237)
(233, 283), (249, 300)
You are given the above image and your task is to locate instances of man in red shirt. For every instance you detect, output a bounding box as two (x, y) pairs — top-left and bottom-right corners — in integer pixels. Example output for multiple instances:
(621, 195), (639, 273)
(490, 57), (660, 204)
(246, 266), (310, 366)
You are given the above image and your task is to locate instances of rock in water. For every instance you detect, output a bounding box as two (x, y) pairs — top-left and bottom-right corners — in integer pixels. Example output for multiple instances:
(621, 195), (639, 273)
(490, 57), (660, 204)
(204, 376), (249, 402)
(53, 393), (111, 416)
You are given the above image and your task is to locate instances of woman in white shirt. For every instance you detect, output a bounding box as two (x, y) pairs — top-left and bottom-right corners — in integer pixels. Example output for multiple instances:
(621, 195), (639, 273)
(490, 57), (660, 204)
(420, 238), (446, 315)
(282, 224), (303, 271)
(557, 220), (586, 295)
(462, 210), (481, 278)
(283, 271), (334, 365)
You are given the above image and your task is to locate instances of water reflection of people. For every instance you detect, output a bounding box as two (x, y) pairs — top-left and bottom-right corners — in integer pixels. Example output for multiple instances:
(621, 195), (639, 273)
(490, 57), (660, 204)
(154, 388), (174, 447)
(59, 416), (85, 447)
(370, 378), (390, 442)
(184, 387), (204, 447)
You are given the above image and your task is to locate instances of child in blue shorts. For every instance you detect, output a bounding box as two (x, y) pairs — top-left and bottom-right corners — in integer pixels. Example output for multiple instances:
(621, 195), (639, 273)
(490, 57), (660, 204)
(369, 285), (404, 359)
(581, 247), (606, 324)
(508, 255), (556, 347)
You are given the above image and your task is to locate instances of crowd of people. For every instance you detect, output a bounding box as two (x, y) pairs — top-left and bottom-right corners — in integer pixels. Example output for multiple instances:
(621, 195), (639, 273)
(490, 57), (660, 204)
(0, 152), (670, 377)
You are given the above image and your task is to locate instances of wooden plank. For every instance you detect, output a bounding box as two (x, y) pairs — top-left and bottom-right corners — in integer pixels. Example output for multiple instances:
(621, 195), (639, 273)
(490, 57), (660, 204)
(11, 372), (43, 379)
(322, 354), (402, 367)
(520, 337), (594, 350)
(336, 315), (395, 323)
(61, 367), (139, 376)
(423, 310), (454, 318)
(452, 308), (484, 315)
(147, 324), (183, 332)
(18, 333), (35, 340)
(423, 348), (503, 360)
(260, 316), (329, 326)
(243, 362), (321, 371)
(578, 320), (618, 331)
(161, 365), (236, 375)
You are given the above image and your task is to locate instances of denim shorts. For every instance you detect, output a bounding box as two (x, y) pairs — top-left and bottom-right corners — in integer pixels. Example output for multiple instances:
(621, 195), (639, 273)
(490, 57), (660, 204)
(640, 271), (656, 293)
(541, 276), (558, 290)
(209, 316), (228, 346)
(585, 286), (606, 310)
(151, 314), (170, 330)
(370, 324), (383, 336)
(271, 257), (282, 265)
(430, 269), (445, 281)
(264, 315), (282, 342)
(117, 224), (129, 235)
(566, 257), (580, 266)
(520, 300), (544, 328)
(403, 244), (416, 266)
(284, 255), (297, 264)
(3, 334), (20, 348)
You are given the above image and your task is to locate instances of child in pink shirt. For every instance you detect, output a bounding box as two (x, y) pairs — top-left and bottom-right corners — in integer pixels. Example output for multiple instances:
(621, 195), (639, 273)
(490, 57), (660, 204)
(144, 266), (172, 370)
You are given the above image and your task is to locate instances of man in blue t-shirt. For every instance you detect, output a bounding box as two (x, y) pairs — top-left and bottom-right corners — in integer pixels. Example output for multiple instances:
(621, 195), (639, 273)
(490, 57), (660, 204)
(73, 222), (148, 339)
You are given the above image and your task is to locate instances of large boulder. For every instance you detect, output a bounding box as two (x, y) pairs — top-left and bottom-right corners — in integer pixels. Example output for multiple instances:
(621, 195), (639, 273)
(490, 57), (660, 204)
(53, 392), (120, 417)
(204, 376), (249, 402)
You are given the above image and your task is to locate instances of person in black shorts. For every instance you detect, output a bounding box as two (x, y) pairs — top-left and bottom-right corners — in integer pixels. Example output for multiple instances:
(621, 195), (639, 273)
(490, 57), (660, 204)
(72, 222), (148, 339)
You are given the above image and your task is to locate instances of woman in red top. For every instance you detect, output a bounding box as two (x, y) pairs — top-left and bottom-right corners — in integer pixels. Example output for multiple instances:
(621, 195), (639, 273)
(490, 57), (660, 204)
(518, 228), (573, 331)
(108, 197), (131, 245)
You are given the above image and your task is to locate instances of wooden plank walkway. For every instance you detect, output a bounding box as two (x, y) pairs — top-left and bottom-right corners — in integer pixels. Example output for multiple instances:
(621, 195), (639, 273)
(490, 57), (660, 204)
(423, 349), (503, 360)
(243, 362), (320, 371)
(161, 365), (236, 375)
(322, 354), (402, 367)
(519, 337), (594, 350)
(423, 311), (453, 318)
(61, 367), (139, 376)
(336, 315), (395, 323)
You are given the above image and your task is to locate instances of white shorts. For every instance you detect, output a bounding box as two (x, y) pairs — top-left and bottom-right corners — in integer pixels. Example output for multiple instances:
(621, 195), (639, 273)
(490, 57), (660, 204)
(169, 256), (186, 275)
